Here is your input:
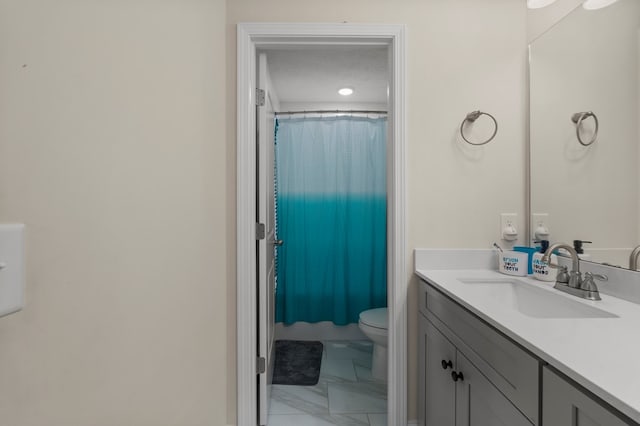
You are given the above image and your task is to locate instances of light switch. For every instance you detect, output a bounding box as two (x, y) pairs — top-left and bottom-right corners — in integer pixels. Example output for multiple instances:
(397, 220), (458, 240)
(0, 224), (25, 317)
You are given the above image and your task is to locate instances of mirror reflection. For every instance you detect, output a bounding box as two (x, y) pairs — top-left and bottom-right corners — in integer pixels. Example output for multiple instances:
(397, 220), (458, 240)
(529, 0), (640, 269)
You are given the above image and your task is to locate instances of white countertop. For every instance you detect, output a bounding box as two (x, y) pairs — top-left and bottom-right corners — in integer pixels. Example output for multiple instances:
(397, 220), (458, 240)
(415, 267), (640, 423)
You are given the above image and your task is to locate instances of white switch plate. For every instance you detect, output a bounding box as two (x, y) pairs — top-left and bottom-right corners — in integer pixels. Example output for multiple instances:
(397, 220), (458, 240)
(532, 213), (550, 241)
(0, 224), (25, 317)
(500, 213), (518, 245)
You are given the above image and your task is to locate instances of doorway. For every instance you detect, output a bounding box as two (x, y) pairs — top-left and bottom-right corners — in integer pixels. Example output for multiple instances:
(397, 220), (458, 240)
(236, 23), (407, 426)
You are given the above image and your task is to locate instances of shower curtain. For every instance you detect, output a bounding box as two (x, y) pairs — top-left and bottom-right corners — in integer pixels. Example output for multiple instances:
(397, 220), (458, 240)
(274, 116), (387, 326)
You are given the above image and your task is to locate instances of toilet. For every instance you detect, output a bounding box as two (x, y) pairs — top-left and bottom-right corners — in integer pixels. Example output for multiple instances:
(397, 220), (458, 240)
(358, 307), (388, 381)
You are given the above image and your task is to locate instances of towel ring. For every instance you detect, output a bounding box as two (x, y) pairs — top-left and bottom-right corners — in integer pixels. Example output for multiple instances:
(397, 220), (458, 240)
(460, 110), (498, 146)
(571, 111), (599, 146)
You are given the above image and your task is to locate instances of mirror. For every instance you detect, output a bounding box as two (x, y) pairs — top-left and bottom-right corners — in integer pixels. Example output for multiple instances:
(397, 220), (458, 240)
(529, 0), (640, 269)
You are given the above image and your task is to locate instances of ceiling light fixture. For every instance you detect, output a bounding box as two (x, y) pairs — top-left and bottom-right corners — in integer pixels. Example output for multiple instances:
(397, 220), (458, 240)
(338, 87), (354, 96)
(527, 0), (557, 8)
(582, 0), (619, 10)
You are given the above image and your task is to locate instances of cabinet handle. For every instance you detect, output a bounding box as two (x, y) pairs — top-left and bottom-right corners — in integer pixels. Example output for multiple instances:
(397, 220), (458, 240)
(441, 360), (453, 370)
(451, 371), (464, 382)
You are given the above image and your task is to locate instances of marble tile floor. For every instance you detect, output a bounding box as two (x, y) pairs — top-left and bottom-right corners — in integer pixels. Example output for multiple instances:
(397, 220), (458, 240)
(268, 340), (387, 426)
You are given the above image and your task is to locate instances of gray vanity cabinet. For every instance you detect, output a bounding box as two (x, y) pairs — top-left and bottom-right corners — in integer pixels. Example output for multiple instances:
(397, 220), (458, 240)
(418, 278), (639, 426)
(418, 280), (539, 426)
(543, 367), (631, 426)
(418, 315), (533, 426)
(419, 315), (455, 425)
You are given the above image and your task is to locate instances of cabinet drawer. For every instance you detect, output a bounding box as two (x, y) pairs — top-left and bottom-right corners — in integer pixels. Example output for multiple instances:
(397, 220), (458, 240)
(421, 280), (540, 425)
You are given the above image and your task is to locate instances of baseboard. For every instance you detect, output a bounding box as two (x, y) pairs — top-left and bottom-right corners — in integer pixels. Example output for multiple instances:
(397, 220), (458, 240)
(407, 421), (418, 426)
(275, 321), (367, 341)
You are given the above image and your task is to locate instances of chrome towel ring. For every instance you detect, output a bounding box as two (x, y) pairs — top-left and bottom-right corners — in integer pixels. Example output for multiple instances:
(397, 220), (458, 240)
(571, 111), (599, 146)
(460, 110), (498, 146)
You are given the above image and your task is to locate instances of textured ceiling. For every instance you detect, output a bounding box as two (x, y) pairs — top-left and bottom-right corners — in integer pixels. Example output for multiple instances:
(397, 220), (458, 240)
(263, 46), (389, 106)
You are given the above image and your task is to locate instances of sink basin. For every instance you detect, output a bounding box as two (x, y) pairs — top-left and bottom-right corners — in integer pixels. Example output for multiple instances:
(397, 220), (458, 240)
(458, 278), (618, 319)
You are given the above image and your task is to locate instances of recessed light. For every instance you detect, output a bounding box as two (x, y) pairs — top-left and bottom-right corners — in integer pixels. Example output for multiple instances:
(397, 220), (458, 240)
(527, 0), (557, 9)
(338, 87), (354, 96)
(582, 0), (619, 10)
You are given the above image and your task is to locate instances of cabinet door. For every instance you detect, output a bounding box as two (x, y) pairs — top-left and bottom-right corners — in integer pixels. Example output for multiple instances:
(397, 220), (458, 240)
(455, 352), (533, 426)
(543, 367), (631, 426)
(423, 282), (539, 423)
(419, 315), (456, 426)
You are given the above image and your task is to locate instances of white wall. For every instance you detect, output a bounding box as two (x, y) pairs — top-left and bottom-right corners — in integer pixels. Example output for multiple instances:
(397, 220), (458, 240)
(527, 0), (583, 42)
(0, 1), (231, 425)
(227, 0), (528, 421)
(0, 0), (528, 423)
(278, 102), (388, 112)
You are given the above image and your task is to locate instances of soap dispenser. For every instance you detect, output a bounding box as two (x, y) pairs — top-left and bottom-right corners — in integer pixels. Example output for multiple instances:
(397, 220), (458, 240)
(573, 239), (592, 260)
(532, 240), (557, 282)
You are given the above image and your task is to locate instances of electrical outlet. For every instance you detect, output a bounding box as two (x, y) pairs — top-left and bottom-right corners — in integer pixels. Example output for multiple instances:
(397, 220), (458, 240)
(500, 213), (518, 245)
(532, 213), (550, 241)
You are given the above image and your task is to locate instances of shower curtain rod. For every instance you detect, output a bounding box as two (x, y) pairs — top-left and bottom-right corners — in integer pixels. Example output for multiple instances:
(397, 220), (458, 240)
(274, 109), (387, 116)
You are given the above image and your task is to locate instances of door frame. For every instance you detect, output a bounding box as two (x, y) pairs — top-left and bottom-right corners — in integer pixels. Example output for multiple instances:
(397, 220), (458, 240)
(236, 22), (407, 426)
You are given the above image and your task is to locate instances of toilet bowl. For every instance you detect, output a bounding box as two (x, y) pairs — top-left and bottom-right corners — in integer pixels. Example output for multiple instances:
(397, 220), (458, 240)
(358, 307), (388, 381)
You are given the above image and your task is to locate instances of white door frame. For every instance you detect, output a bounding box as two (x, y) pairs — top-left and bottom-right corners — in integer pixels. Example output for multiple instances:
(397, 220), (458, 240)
(236, 22), (407, 426)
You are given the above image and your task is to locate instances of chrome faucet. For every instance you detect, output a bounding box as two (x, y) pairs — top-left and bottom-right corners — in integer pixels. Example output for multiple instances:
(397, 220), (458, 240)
(541, 242), (606, 301)
(629, 245), (640, 270)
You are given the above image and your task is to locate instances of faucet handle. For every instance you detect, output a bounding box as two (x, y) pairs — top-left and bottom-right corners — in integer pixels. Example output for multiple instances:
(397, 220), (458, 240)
(581, 272), (607, 292)
(587, 272), (608, 282)
(556, 265), (570, 284)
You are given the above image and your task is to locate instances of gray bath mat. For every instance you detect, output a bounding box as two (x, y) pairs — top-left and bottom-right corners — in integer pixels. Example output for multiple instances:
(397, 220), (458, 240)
(272, 340), (324, 386)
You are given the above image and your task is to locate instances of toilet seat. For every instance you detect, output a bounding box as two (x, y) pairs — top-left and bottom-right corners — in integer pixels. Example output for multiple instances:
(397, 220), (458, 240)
(359, 307), (388, 330)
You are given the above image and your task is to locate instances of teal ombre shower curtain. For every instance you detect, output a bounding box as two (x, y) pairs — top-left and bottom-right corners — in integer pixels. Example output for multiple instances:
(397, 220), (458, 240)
(275, 116), (387, 326)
